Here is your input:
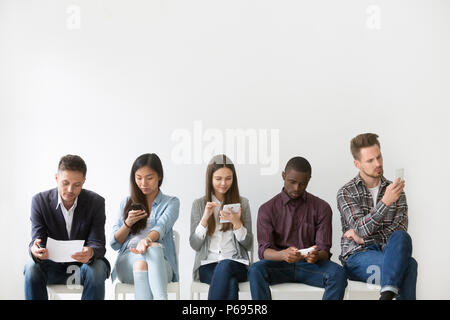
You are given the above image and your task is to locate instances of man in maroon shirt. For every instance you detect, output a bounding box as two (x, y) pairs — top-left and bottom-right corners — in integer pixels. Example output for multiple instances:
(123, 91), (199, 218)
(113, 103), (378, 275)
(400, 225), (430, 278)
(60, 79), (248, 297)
(248, 157), (347, 300)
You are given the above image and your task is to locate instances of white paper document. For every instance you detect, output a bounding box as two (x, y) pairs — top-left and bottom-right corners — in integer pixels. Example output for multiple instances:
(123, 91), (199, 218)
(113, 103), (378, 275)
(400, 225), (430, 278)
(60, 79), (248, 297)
(46, 237), (85, 263)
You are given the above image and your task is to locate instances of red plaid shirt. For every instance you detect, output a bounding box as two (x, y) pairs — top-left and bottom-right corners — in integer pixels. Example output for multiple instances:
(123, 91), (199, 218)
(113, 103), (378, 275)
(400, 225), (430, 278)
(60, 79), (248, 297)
(337, 174), (408, 263)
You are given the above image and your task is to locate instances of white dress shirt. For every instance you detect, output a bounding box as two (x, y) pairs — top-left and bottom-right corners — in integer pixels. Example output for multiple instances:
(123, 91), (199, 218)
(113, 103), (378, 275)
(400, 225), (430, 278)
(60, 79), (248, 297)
(195, 194), (248, 265)
(56, 193), (78, 238)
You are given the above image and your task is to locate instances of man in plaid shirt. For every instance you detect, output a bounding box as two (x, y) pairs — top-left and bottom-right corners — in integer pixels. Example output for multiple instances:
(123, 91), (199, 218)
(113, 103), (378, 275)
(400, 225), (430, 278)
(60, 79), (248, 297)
(337, 133), (418, 300)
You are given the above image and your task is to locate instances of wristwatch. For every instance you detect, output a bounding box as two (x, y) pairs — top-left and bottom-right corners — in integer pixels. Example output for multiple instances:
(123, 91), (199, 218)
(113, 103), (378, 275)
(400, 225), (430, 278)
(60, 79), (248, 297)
(145, 236), (153, 246)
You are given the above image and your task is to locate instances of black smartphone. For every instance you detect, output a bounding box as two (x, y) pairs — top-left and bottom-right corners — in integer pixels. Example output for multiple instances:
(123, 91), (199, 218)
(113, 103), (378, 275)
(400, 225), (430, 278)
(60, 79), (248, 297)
(129, 203), (148, 216)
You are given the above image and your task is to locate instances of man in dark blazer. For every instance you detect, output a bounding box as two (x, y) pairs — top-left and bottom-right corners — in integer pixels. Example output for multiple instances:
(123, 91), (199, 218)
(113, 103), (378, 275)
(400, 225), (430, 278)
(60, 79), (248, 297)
(24, 155), (110, 300)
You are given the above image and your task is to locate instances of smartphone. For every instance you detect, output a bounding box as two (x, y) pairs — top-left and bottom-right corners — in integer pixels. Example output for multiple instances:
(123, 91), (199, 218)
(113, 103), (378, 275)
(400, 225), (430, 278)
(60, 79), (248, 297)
(298, 246), (315, 256)
(129, 203), (148, 216)
(220, 203), (241, 223)
(395, 168), (405, 182)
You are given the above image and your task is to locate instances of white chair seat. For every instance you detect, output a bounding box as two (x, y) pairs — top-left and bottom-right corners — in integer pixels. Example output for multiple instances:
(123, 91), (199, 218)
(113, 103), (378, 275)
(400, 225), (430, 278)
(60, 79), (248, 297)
(269, 281), (382, 300)
(345, 280), (381, 299)
(269, 283), (325, 300)
(114, 281), (180, 300)
(238, 281), (251, 292)
(190, 280), (251, 299)
(191, 281), (326, 300)
(47, 284), (83, 300)
(190, 281), (209, 299)
(270, 282), (325, 292)
(347, 280), (381, 291)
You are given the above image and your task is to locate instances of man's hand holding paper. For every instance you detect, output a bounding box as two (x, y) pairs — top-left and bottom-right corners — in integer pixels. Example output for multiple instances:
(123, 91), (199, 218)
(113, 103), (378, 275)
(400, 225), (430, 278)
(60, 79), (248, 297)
(71, 246), (94, 264)
(45, 237), (85, 263)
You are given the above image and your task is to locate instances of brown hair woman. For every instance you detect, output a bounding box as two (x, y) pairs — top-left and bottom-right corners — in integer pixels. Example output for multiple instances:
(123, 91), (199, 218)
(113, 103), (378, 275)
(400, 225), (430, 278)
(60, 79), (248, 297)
(189, 154), (253, 300)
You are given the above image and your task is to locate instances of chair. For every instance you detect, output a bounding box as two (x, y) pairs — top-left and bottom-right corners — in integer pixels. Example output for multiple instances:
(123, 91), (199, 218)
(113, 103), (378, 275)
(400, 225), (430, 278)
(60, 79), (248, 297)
(114, 230), (181, 300)
(345, 280), (381, 300)
(267, 280), (382, 300)
(269, 269), (383, 300)
(269, 277), (382, 300)
(269, 283), (325, 300)
(190, 280), (252, 300)
(47, 284), (83, 300)
(190, 249), (254, 300)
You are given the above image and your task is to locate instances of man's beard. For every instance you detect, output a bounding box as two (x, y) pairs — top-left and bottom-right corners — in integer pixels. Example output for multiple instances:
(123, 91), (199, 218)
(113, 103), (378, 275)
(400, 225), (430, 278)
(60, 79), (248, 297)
(363, 167), (383, 179)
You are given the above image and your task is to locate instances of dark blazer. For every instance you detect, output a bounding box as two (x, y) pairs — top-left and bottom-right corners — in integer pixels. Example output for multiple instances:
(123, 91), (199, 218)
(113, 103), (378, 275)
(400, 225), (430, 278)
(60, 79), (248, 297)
(29, 188), (110, 274)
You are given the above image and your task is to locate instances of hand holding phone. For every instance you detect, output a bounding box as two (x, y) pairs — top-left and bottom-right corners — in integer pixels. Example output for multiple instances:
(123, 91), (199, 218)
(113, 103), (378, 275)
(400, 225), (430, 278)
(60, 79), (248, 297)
(382, 172), (405, 206)
(298, 246), (316, 256)
(130, 203), (147, 213)
(220, 203), (241, 223)
(126, 203), (148, 227)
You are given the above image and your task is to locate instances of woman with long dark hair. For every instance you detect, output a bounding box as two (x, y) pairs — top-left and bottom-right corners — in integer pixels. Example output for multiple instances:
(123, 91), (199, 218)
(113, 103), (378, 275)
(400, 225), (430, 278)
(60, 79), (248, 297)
(189, 154), (253, 300)
(110, 153), (179, 299)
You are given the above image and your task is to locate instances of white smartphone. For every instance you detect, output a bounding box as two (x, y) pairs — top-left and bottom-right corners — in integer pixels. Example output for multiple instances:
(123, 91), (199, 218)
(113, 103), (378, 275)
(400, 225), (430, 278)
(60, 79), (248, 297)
(298, 246), (316, 256)
(220, 203), (241, 223)
(395, 168), (405, 182)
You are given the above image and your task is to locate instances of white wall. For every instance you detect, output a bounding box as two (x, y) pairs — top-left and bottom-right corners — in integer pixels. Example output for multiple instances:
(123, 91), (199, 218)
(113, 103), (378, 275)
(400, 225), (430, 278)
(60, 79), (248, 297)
(1, 0), (449, 299)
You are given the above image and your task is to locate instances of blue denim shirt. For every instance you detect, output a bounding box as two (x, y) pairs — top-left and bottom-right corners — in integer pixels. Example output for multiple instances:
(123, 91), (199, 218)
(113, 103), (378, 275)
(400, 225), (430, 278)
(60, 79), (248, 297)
(110, 190), (180, 282)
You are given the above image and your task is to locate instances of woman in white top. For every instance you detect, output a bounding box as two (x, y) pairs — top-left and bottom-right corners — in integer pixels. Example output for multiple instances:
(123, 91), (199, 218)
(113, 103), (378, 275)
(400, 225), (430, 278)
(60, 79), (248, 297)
(189, 154), (253, 300)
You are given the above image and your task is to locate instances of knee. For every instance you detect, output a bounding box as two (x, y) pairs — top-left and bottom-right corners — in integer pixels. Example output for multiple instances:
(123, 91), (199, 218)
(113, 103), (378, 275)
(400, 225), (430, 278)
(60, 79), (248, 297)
(337, 268), (348, 287)
(248, 261), (267, 280)
(327, 265), (348, 287)
(408, 257), (418, 275)
(390, 230), (412, 245)
(216, 260), (234, 273)
(133, 260), (148, 272)
(82, 260), (108, 283)
(145, 243), (164, 258)
(24, 262), (43, 283)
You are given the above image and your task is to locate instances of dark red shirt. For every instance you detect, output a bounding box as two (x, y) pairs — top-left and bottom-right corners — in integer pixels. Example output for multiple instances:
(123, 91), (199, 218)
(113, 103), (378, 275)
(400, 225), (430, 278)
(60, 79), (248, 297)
(257, 189), (333, 260)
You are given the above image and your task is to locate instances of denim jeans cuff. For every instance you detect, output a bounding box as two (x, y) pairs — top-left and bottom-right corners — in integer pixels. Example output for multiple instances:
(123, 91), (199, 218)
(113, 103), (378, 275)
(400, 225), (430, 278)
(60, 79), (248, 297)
(381, 285), (399, 295)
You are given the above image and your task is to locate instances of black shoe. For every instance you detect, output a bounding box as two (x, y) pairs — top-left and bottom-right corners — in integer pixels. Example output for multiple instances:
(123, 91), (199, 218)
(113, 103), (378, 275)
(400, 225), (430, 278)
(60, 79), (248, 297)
(379, 291), (396, 300)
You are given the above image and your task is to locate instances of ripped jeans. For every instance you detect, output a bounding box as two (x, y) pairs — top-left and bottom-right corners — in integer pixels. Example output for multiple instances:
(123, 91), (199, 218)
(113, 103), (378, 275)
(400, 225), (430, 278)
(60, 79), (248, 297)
(116, 245), (173, 300)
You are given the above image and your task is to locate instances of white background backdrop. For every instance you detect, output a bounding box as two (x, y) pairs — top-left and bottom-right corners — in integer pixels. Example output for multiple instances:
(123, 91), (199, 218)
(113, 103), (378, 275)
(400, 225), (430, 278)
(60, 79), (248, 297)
(1, 0), (449, 299)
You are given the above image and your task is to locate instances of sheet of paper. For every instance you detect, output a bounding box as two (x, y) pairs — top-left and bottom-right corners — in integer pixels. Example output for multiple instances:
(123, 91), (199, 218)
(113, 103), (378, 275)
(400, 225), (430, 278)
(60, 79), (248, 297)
(46, 237), (85, 263)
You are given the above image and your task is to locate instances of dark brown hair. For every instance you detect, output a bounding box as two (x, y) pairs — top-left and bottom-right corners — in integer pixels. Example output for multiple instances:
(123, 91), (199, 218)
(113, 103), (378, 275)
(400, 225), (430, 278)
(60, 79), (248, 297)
(123, 153), (164, 234)
(205, 154), (243, 236)
(58, 155), (87, 177)
(350, 133), (381, 160)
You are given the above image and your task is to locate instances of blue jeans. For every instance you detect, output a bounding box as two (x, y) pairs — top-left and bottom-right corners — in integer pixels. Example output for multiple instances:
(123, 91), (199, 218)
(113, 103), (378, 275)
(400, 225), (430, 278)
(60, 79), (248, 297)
(199, 259), (248, 300)
(116, 246), (173, 300)
(343, 230), (418, 300)
(248, 258), (347, 300)
(24, 259), (108, 300)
